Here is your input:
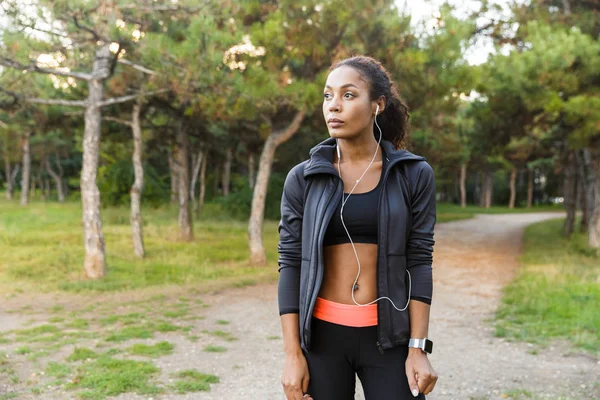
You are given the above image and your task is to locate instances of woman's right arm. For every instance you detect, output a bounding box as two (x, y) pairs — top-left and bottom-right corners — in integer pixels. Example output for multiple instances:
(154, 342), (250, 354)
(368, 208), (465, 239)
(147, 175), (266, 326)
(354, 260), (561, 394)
(280, 314), (311, 399)
(277, 165), (311, 400)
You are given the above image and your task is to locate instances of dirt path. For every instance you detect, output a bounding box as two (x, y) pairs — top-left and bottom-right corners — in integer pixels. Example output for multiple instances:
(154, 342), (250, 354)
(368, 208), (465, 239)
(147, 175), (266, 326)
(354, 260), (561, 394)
(1, 212), (599, 399)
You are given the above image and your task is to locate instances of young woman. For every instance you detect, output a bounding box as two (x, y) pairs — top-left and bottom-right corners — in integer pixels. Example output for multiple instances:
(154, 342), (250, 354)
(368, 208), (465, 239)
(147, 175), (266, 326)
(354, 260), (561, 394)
(277, 55), (438, 400)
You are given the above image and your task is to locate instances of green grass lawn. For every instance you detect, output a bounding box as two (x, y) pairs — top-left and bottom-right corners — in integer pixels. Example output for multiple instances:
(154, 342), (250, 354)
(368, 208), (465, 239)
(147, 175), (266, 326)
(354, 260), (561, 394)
(495, 217), (600, 353)
(0, 198), (280, 293)
(0, 197), (563, 293)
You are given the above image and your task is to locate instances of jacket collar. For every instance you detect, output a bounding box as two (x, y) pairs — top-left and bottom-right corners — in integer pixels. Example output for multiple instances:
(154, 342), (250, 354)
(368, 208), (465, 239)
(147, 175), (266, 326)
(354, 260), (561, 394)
(303, 136), (425, 178)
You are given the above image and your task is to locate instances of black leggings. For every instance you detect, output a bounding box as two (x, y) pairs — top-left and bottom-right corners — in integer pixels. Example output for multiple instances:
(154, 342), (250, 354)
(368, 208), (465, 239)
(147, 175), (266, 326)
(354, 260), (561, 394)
(303, 317), (426, 400)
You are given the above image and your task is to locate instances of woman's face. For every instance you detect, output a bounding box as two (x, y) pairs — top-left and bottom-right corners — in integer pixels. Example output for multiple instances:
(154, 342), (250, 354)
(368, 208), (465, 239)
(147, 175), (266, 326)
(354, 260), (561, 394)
(323, 65), (377, 141)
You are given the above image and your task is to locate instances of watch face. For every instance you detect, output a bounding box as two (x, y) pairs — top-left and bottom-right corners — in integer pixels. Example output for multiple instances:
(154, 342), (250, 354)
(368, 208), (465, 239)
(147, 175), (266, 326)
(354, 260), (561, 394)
(424, 339), (433, 354)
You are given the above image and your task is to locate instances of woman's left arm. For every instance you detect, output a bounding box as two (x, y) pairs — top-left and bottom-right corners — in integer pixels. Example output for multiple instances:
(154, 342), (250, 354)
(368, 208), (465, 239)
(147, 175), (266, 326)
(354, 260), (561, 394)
(406, 300), (437, 397)
(404, 161), (438, 397)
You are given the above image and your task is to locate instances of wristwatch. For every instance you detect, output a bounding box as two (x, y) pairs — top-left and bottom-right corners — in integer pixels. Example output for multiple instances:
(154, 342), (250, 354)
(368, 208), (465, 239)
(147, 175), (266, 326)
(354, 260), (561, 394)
(408, 338), (433, 354)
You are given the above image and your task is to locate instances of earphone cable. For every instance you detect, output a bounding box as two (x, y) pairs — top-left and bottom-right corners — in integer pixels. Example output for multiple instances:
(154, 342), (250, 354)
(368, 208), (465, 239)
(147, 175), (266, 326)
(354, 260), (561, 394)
(337, 109), (411, 312)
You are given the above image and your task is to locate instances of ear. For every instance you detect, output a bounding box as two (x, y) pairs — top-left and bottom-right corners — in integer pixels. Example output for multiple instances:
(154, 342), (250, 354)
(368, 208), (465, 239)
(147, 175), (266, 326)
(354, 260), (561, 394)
(374, 96), (386, 115)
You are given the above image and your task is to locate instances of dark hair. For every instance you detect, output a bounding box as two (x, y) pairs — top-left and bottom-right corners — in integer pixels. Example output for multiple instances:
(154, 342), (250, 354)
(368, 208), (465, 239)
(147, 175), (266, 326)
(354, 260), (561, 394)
(328, 55), (411, 150)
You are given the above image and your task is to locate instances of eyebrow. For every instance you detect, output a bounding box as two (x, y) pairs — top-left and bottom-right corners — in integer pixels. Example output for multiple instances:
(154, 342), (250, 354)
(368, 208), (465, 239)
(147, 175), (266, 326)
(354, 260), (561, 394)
(324, 83), (360, 90)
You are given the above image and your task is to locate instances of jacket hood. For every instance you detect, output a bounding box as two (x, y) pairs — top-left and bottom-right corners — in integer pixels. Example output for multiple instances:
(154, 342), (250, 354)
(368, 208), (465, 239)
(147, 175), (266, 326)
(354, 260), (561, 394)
(304, 136), (425, 178)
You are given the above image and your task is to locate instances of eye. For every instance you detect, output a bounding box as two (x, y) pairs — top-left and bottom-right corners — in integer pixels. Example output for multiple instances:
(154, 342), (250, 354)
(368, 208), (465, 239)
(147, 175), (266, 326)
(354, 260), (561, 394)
(344, 92), (355, 98)
(323, 93), (332, 100)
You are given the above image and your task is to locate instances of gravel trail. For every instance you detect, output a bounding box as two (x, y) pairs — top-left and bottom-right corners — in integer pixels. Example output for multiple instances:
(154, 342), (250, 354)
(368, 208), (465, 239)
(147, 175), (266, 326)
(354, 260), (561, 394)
(1, 212), (598, 400)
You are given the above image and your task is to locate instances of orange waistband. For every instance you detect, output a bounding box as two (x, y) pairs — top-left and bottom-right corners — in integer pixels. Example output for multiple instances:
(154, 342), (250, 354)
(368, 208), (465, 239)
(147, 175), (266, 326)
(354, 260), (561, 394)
(313, 297), (378, 327)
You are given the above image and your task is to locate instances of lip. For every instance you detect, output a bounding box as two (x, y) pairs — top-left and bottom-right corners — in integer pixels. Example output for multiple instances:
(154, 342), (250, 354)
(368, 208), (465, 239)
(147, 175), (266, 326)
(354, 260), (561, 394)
(327, 117), (344, 127)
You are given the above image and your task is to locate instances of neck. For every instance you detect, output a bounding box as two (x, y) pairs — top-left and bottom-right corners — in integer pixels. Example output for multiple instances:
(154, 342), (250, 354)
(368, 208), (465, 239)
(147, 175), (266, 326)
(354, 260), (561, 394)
(335, 132), (381, 164)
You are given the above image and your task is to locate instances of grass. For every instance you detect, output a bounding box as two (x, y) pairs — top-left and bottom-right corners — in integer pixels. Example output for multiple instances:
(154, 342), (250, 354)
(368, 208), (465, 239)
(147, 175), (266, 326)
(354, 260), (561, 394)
(502, 388), (533, 398)
(0, 196), (559, 294)
(0, 199), (280, 293)
(45, 361), (72, 378)
(170, 369), (219, 393)
(495, 217), (600, 353)
(203, 345), (227, 353)
(15, 346), (32, 355)
(127, 341), (174, 357)
(99, 312), (145, 326)
(202, 329), (238, 342)
(67, 347), (98, 362)
(68, 355), (161, 399)
(163, 308), (188, 318)
(105, 326), (154, 342)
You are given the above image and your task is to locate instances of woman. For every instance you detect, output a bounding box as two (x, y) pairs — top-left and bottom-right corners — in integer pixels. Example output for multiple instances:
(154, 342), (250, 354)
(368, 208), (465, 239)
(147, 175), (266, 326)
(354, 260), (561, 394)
(277, 55), (438, 400)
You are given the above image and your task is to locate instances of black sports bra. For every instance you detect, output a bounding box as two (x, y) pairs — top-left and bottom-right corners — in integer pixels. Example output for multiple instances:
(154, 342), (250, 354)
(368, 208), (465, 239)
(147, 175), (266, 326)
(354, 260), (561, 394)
(323, 155), (387, 246)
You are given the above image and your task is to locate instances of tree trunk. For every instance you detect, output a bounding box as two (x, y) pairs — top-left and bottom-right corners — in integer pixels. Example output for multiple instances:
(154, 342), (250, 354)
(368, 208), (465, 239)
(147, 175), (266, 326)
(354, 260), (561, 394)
(20, 132), (31, 206)
(199, 151), (207, 214)
(484, 170), (493, 208)
(249, 152), (256, 189)
(168, 149), (179, 204)
(562, 150), (577, 237)
(249, 111), (305, 265)
(4, 153), (14, 200)
(177, 121), (193, 241)
(81, 44), (110, 279)
(214, 163), (221, 196)
(30, 167), (36, 200)
(508, 167), (517, 209)
(191, 150), (204, 216)
(130, 102), (145, 258)
(474, 171), (480, 207)
(45, 156), (65, 202)
(223, 148), (232, 196)
(222, 147), (233, 197)
(577, 148), (592, 233)
(478, 170), (486, 207)
(44, 178), (51, 200)
(583, 148), (600, 248)
(562, 0), (571, 15)
(479, 169), (492, 208)
(459, 162), (467, 208)
(38, 170), (46, 201)
(527, 168), (533, 208)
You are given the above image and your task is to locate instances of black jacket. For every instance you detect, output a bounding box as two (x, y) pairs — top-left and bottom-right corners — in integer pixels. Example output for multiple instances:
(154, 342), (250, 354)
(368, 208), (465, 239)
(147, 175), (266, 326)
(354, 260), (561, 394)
(277, 137), (436, 352)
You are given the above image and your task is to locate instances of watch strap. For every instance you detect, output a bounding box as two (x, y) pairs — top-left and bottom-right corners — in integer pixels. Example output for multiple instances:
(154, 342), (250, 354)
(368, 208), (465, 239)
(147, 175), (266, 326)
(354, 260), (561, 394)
(408, 338), (433, 354)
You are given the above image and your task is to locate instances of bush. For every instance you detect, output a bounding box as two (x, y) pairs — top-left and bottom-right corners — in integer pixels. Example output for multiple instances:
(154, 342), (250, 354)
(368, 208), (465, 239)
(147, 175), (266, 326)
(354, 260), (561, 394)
(216, 173), (285, 221)
(98, 160), (169, 207)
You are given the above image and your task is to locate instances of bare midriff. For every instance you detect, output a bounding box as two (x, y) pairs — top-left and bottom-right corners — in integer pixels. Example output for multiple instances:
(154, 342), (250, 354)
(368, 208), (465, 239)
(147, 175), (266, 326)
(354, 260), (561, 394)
(318, 243), (379, 305)
(313, 156), (383, 326)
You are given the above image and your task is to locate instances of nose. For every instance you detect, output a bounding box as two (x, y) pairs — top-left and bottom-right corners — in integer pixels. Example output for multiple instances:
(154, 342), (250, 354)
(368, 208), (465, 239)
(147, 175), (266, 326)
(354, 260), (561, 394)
(328, 96), (340, 113)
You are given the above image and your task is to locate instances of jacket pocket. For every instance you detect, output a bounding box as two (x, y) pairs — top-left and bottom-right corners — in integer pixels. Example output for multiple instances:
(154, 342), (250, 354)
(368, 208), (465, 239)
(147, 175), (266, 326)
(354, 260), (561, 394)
(387, 255), (411, 344)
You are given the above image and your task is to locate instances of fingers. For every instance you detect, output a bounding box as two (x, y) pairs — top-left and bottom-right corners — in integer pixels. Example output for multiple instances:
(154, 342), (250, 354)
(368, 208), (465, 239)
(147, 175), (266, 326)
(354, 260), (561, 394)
(422, 370), (438, 395)
(415, 369), (438, 396)
(406, 364), (420, 397)
(301, 372), (310, 393)
(283, 385), (304, 400)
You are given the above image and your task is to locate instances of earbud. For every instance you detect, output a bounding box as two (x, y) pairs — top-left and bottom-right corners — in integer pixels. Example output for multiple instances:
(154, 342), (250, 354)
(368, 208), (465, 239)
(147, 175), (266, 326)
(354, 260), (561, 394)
(375, 104), (379, 116)
(336, 139), (341, 160)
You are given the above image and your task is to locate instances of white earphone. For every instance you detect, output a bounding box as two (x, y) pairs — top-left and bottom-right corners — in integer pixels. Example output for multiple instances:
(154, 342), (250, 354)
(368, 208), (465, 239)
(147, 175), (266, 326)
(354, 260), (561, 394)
(336, 103), (412, 312)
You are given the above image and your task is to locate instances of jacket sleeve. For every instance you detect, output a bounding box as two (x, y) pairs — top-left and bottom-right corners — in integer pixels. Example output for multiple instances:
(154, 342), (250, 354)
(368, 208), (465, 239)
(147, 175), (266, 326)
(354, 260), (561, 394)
(406, 161), (436, 305)
(277, 164), (305, 315)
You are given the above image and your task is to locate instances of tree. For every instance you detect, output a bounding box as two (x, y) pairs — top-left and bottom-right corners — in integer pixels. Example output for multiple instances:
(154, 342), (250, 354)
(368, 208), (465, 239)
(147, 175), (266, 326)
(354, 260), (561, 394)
(0, 0), (183, 276)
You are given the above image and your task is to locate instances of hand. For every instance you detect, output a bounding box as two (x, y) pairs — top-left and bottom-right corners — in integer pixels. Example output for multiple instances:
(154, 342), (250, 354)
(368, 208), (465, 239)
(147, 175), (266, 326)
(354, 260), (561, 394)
(281, 352), (313, 400)
(405, 348), (438, 397)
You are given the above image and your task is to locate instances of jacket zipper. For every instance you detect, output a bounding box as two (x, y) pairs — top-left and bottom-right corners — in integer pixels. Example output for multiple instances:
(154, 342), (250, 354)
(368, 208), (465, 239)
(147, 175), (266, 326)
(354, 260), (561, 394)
(375, 157), (398, 354)
(303, 177), (342, 348)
